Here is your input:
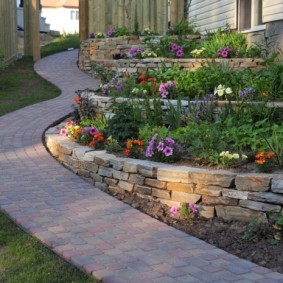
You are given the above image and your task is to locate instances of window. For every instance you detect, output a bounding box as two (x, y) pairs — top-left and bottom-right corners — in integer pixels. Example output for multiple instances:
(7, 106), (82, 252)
(238, 0), (264, 31)
(70, 10), (79, 21)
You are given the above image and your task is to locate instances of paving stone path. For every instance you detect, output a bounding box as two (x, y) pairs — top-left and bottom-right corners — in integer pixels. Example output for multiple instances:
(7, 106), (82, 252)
(0, 50), (283, 283)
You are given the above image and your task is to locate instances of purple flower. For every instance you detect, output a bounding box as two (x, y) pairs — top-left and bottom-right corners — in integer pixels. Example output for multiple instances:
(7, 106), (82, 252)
(145, 147), (153, 157)
(89, 128), (99, 136)
(60, 128), (67, 136)
(189, 203), (198, 213)
(107, 27), (115, 37)
(176, 49), (184, 57)
(165, 137), (175, 146)
(83, 126), (91, 133)
(157, 141), (164, 152)
(89, 32), (96, 38)
(115, 82), (122, 90)
(170, 206), (178, 215)
(171, 44), (179, 51)
(163, 146), (173, 157)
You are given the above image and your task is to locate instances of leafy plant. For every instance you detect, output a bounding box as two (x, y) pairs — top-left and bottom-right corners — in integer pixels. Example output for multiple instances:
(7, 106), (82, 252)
(107, 101), (144, 144)
(179, 203), (198, 222)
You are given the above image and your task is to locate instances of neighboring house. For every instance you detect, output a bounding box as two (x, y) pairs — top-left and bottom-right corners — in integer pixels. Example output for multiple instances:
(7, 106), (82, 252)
(41, 0), (79, 35)
(188, 0), (283, 52)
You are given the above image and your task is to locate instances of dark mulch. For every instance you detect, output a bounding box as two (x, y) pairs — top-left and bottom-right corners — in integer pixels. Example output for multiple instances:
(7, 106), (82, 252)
(105, 189), (283, 274)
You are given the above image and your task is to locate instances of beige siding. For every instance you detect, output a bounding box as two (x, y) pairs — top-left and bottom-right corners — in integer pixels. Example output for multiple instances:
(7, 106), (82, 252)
(263, 0), (283, 23)
(0, 0), (18, 63)
(188, 0), (236, 33)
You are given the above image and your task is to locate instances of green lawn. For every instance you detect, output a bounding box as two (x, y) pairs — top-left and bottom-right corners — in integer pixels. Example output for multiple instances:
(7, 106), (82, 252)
(0, 56), (60, 116)
(0, 212), (98, 283)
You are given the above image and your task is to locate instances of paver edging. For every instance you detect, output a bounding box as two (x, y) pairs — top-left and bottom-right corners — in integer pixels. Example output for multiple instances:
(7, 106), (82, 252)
(45, 128), (283, 222)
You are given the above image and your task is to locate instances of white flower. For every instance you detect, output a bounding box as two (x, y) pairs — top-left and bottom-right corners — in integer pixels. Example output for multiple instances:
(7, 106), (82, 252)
(225, 88), (232, 94)
(143, 90), (147, 94)
(242, 154), (248, 160)
(217, 89), (224, 96)
(232, 153), (239, 159)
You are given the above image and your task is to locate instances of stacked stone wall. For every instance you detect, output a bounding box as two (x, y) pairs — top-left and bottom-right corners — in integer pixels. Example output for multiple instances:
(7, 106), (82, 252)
(45, 131), (283, 223)
(78, 37), (264, 75)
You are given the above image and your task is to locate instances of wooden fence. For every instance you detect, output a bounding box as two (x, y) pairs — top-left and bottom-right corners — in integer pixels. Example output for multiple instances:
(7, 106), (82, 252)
(83, 0), (184, 36)
(0, 0), (18, 63)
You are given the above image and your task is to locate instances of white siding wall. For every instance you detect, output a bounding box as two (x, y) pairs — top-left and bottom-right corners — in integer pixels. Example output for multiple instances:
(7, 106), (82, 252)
(188, 0), (236, 33)
(263, 0), (283, 23)
(41, 7), (79, 35)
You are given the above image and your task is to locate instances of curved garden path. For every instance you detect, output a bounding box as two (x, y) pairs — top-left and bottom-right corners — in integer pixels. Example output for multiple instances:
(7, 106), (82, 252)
(0, 50), (283, 283)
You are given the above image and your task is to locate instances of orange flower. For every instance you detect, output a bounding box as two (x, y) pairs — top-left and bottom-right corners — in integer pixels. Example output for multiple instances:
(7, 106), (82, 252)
(126, 140), (133, 149)
(266, 152), (275, 159)
(123, 149), (130, 156)
(133, 139), (143, 146)
(74, 96), (81, 103)
(255, 157), (266, 165)
(255, 151), (264, 159)
(73, 128), (82, 137)
(89, 140), (95, 148)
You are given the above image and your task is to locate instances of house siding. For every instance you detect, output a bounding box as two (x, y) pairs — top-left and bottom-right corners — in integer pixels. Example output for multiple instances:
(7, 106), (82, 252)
(188, 0), (236, 33)
(263, 0), (283, 23)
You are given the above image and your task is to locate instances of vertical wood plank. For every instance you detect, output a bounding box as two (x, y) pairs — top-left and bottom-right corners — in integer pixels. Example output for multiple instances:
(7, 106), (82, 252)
(24, 0), (32, 56)
(79, 0), (88, 40)
(31, 0), (40, 61)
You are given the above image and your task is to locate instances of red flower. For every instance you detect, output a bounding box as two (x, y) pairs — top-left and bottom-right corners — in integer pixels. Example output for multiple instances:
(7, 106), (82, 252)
(123, 149), (130, 156)
(74, 96), (81, 103)
(139, 74), (146, 80)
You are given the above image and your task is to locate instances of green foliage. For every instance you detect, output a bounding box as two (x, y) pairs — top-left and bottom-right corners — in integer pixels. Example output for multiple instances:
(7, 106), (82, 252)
(79, 115), (108, 131)
(91, 63), (116, 83)
(105, 137), (122, 153)
(40, 34), (80, 57)
(139, 124), (169, 144)
(115, 27), (131, 37)
(242, 219), (269, 243)
(201, 24), (248, 58)
(167, 19), (200, 36)
(107, 101), (144, 144)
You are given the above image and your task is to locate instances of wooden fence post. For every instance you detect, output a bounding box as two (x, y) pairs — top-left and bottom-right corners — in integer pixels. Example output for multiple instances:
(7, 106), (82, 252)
(79, 0), (89, 40)
(24, 0), (40, 61)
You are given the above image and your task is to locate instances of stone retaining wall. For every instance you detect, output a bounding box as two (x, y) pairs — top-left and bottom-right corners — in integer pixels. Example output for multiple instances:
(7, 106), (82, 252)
(78, 37), (264, 75)
(45, 129), (283, 223)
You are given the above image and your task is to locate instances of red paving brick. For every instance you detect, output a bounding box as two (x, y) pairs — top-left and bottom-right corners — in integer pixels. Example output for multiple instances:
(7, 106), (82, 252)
(0, 50), (282, 282)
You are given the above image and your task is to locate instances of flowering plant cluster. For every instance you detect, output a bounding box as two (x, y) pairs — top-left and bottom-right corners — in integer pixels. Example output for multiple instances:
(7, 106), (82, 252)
(89, 32), (96, 39)
(217, 46), (236, 58)
(141, 27), (158, 36)
(100, 76), (122, 95)
(171, 44), (184, 58)
(106, 27), (116, 37)
(239, 87), (255, 99)
(191, 47), (205, 58)
(219, 151), (247, 167)
(141, 49), (157, 58)
(129, 47), (144, 58)
(89, 131), (106, 149)
(145, 134), (183, 162)
(159, 81), (176, 98)
(255, 151), (276, 172)
(214, 84), (232, 98)
(123, 138), (144, 158)
(138, 74), (158, 95)
(170, 203), (198, 221)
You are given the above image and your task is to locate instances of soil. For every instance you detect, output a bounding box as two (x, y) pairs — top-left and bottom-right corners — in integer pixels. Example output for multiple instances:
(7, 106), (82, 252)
(104, 188), (283, 274)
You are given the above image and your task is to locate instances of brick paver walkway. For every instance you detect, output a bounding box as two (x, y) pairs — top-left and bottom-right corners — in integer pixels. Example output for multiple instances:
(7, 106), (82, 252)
(0, 50), (282, 283)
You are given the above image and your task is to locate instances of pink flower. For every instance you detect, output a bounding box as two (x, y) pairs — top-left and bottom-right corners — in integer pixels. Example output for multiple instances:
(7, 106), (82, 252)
(157, 141), (164, 152)
(171, 44), (179, 51)
(60, 128), (67, 136)
(221, 50), (228, 58)
(176, 49), (184, 57)
(170, 206), (178, 215)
